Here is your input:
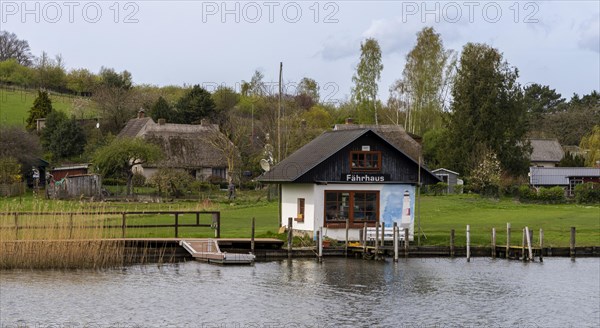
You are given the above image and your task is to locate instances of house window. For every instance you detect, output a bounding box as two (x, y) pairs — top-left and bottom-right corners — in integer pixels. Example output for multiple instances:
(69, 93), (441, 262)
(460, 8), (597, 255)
(325, 190), (379, 227)
(569, 178), (583, 196)
(296, 198), (305, 222)
(211, 167), (227, 180)
(350, 151), (381, 172)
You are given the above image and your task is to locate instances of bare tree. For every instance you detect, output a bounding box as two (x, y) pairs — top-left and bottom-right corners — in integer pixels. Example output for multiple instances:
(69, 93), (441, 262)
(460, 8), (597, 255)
(0, 31), (33, 66)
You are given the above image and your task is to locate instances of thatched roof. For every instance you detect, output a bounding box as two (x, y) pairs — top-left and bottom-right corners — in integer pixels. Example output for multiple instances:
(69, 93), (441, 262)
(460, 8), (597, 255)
(144, 123), (228, 168)
(118, 118), (230, 168)
(529, 138), (564, 163)
(333, 124), (422, 161)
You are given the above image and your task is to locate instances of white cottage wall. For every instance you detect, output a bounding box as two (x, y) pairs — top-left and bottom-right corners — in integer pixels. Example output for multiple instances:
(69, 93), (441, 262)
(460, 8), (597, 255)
(281, 184), (315, 232)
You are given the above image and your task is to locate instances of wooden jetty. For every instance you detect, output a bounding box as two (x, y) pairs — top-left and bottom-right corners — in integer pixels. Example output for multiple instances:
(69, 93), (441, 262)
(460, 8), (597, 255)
(179, 238), (283, 265)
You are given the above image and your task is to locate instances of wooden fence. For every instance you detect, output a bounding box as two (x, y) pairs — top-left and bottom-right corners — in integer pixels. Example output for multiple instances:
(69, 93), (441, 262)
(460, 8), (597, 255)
(0, 211), (221, 238)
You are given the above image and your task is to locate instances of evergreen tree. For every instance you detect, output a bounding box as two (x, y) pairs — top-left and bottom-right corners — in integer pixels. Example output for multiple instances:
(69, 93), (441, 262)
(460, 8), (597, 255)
(149, 96), (174, 122)
(444, 43), (530, 177)
(26, 90), (53, 131)
(173, 85), (216, 124)
(41, 111), (86, 160)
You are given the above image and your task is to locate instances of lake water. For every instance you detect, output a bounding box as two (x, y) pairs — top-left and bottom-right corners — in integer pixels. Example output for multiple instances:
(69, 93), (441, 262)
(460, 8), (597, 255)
(1, 258), (599, 328)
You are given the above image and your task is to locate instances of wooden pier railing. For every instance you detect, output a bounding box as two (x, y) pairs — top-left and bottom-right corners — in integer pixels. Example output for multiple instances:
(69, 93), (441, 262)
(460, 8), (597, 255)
(0, 211), (220, 238)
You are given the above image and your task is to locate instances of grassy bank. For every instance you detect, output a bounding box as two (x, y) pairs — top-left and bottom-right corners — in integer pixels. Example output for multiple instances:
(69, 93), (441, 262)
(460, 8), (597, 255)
(1, 192), (598, 248)
(0, 87), (94, 126)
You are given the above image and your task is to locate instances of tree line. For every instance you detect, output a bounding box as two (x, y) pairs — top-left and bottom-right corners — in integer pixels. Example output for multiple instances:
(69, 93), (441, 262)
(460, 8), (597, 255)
(1, 29), (599, 192)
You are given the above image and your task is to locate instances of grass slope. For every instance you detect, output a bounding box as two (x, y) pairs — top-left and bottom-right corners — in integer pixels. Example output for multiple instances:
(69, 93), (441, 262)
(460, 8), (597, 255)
(0, 87), (93, 126)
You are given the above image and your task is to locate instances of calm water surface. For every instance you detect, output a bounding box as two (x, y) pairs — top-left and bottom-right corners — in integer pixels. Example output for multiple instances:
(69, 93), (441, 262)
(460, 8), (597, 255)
(1, 258), (599, 328)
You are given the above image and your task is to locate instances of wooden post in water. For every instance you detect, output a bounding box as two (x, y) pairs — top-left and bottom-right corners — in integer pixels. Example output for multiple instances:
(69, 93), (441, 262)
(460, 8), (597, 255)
(121, 212), (127, 238)
(506, 223), (511, 259)
(491, 228), (496, 259)
(404, 228), (409, 258)
(380, 222), (385, 247)
(539, 228), (544, 262)
(174, 213), (179, 238)
(525, 226), (533, 261)
(450, 229), (455, 258)
(318, 226), (323, 262)
(287, 217), (293, 258)
(251, 217), (256, 255)
(466, 225), (471, 262)
(345, 219), (349, 257)
(570, 227), (576, 259)
(393, 222), (398, 262)
(375, 222), (380, 257)
(521, 228), (526, 262)
(362, 223), (367, 254)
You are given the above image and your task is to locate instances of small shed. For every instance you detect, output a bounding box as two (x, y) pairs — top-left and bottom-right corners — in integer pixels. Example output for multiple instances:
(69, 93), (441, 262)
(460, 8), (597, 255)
(431, 168), (461, 193)
(47, 174), (103, 199)
(51, 164), (92, 181)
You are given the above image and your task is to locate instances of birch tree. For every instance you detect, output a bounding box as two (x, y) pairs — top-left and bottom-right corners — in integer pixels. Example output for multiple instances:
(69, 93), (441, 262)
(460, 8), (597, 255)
(352, 38), (383, 124)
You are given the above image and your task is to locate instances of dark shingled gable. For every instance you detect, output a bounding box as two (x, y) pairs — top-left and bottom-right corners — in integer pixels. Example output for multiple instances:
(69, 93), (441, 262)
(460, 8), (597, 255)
(259, 129), (439, 184)
(117, 117), (154, 138)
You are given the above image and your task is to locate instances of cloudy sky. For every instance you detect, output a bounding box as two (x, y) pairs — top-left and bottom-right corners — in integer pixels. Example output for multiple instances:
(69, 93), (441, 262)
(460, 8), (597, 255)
(3, 1), (599, 103)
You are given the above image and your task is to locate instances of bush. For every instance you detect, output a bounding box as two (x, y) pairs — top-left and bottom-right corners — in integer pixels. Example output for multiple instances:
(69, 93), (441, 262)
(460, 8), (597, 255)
(575, 183), (600, 204)
(430, 182), (448, 196)
(102, 177), (126, 186)
(148, 168), (194, 197)
(0, 157), (21, 184)
(519, 185), (565, 203)
(453, 185), (464, 194)
(538, 186), (565, 203)
(132, 173), (146, 187)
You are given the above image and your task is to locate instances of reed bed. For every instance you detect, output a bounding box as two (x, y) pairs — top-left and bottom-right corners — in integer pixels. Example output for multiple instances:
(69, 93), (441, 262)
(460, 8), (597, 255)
(0, 201), (175, 269)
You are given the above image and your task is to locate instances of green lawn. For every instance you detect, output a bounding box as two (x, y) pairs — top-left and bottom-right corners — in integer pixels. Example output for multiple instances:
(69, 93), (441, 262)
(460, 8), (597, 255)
(0, 87), (95, 126)
(419, 194), (600, 247)
(1, 192), (598, 246)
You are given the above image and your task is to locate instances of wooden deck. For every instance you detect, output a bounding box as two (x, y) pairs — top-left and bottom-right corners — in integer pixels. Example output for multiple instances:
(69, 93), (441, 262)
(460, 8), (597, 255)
(179, 238), (284, 265)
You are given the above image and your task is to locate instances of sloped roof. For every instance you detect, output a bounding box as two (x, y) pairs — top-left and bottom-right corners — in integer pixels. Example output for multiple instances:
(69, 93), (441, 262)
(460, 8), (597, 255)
(333, 124), (421, 162)
(143, 123), (228, 168)
(117, 117), (154, 138)
(259, 128), (438, 183)
(529, 167), (600, 185)
(432, 168), (460, 176)
(530, 139), (564, 162)
(333, 124), (421, 161)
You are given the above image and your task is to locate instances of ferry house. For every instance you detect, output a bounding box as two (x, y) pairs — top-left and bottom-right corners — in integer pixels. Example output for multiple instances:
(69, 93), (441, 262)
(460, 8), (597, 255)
(258, 128), (440, 241)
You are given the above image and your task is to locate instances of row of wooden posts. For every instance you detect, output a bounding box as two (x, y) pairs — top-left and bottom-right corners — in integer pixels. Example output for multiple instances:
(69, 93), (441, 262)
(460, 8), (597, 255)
(273, 218), (579, 261)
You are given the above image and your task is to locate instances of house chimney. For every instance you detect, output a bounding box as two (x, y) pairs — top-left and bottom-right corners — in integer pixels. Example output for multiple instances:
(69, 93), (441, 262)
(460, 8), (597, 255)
(345, 118), (354, 124)
(137, 108), (145, 119)
(158, 118), (166, 125)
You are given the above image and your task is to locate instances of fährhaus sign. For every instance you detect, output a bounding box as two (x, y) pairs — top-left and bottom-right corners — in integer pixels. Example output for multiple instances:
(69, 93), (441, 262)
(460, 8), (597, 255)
(342, 174), (390, 182)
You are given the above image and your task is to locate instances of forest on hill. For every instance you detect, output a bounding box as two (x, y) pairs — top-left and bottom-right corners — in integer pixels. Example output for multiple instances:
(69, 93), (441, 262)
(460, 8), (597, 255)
(1, 28), (598, 189)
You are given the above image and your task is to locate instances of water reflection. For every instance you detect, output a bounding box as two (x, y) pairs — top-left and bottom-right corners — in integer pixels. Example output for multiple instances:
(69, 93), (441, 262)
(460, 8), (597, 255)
(0, 258), (598, 327)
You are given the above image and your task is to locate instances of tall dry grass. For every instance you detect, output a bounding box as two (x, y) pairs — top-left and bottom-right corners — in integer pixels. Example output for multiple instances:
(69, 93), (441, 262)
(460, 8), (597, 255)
(0, 201), (175, 269)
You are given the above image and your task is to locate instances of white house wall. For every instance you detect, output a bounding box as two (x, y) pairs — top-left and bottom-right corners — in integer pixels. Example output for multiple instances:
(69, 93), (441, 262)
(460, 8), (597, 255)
(281, 184), (316, 232)
(300, 183), (416, 241)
